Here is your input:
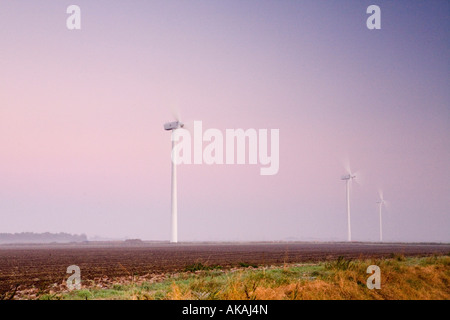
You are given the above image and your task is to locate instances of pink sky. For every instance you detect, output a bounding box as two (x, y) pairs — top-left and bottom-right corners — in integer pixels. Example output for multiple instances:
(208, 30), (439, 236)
(0, 1), (449, 242)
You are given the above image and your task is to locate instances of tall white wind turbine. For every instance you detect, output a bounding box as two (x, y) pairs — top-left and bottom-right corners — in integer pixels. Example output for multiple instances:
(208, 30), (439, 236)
(341, 171), (356, 242)
(164, 120), (184, 243)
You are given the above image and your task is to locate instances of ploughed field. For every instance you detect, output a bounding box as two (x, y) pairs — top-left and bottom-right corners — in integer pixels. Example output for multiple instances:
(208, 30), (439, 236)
(0, 242), (449, 293)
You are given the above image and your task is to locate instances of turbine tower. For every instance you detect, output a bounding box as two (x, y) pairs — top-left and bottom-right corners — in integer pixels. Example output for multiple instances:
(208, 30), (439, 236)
(164, 120), (184, 243)
(377, 192), (386, 242)
(341, 173), (356, 241)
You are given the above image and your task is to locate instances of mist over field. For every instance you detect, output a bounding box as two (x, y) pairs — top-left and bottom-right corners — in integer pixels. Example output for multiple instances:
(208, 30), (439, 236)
(0, 232), (87, 244)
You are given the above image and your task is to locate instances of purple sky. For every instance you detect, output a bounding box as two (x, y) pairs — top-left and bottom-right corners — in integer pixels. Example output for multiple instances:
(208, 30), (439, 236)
(0, 1), (449, 242)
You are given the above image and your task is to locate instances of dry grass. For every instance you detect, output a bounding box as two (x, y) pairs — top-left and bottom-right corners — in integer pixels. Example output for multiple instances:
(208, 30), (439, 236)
(164, 255), (450, 300)
(31, 254), (450, 300)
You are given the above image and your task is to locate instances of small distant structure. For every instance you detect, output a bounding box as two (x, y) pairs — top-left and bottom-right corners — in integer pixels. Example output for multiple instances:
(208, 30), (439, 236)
(124, 239), (143, 245)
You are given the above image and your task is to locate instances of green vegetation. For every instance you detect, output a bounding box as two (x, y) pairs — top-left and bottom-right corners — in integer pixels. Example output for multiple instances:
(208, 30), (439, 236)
(238, 262), (258, 268)
(32, 255), (449, 300)
(183, 263), (222, 272)
(324, 256), (355, 271)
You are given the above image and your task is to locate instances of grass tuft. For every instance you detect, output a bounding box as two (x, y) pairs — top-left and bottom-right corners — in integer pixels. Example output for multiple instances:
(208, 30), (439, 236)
(324, 256), (355, 271)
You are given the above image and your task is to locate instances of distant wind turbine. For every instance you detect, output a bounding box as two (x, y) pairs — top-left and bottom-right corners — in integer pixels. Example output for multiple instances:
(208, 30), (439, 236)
(341, 172), (356, 242)
(377, 191), (387, 242)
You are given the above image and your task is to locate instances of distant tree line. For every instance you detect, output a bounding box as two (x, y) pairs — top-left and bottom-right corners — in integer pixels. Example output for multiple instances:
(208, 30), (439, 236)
(0, 232), (87, 244)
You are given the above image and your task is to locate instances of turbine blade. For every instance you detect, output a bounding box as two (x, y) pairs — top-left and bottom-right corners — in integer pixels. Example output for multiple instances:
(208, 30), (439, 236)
(378, 189), (384, 201)
(179, 119), (194, 133)
(352, 170), (363, 186)
(168, 100), (181, 122)
(341, 157), (352, 175)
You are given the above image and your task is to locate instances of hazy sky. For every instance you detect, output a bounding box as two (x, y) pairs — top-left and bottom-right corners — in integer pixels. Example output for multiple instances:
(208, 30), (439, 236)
(0, 1), (449, 242)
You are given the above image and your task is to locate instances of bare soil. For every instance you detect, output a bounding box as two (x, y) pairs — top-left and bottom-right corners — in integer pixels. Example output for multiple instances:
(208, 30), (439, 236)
(0, 241), (448, 294)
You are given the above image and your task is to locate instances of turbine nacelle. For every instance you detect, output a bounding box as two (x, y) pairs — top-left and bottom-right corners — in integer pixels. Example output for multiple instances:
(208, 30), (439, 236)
(377, 195), (388, 208)
(341, 174), (356, 181)
(164, 121), (184, 131)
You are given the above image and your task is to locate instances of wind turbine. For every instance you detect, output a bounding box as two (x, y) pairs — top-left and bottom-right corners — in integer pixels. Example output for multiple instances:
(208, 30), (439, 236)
(341, 170), (356, 242)
(164, 120), (184, 243)
(376, 191), (387, 242)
